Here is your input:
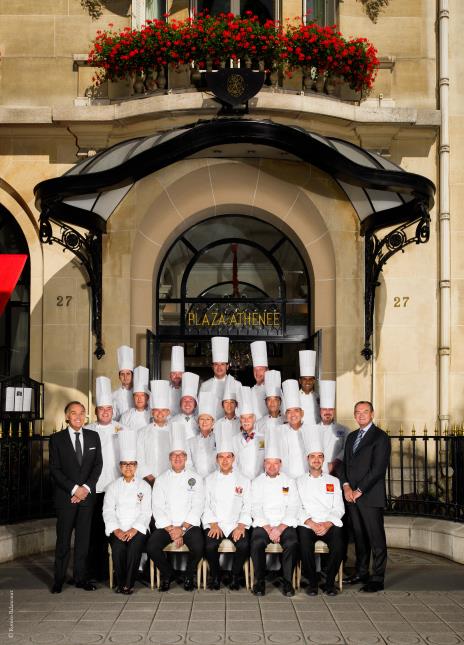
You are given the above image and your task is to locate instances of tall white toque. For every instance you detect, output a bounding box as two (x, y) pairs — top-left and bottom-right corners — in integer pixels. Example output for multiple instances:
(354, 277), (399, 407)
(264, 370), (282, 398)
(198, 390), (218, 420)
(117, 345), (134, 372)
(171, 346), (185, 373)
(319, 380), (336, 409)
(211, 336), (229, 363)
(119, 429), (138, 463)
(282, 379), (301, 410)
(181, 372), (200, 402)
(133, 366), (149, 394)
(298, 350), (316, 377)
(96, 376), (113, 407)
(150, 380), (171, 410)
(250, 341), (268, 368)
(222, 374), (239, 402)
(304, 432), (325, 457)
(237, 386), (255, 416)
(264, 430), (282, 460)
(170, 421), (188, 454)
(216, 433), (235, 455)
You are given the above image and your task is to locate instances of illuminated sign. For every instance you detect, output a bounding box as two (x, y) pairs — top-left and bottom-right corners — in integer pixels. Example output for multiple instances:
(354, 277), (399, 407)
(185, 304), (283, 336)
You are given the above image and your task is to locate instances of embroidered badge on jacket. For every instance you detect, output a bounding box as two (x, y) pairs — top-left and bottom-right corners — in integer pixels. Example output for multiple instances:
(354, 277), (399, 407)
(137, 492), (144, 501)
(326, 483), (335, 492)
(235, 486), (243, 495)
(282, 486), (289, 495)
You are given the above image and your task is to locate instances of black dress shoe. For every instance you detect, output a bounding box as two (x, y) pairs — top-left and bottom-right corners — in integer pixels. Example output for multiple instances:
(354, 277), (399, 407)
(360, 581), (384, 593)
(115, 586), (123, 594)
(282, 580), (295, 597)
(343, 574), (369, 585)
(252, 580), (265, 596)
(51, 583), (62, 594)
(321, 584), (338, 596)
(184, 577), (195, 591)
(208, 577), (221, 591)
(75, 581), (97, 591)
(159, 578), (171, 592)
(306, 587), (318, 596)
(122, 587), (134, 595)
(229, 576), (241, 591)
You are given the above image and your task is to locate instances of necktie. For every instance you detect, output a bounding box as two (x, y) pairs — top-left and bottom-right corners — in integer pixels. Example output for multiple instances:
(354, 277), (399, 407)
(74, 432), (83, 466)
(352, 429), (365, 453)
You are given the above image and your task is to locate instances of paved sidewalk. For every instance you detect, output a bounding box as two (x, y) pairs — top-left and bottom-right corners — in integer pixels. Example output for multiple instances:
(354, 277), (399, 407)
(1, 549), (463, 645)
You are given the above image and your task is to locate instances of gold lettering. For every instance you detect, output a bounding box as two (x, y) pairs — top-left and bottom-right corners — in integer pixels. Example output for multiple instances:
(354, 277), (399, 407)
(187, 312), (195, 325)
(229, 313), (237, 325)
(258, 313), (266, 326)
(243, 313), (252, 326)
(252, 312), (259, 326)
(273, 312), (280, 326)
(201, 314), (210, 326)
(217, 314), (226, 325)
(211, 311), (218, 325)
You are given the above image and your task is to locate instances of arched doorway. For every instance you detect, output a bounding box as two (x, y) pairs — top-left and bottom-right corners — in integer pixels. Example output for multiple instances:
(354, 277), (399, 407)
(148, 214), (318, 383)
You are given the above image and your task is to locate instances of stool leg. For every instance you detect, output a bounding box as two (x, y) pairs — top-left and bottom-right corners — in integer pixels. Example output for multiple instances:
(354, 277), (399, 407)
(244, 561), (249, 590)
(203, 560), (208, 590)
(339, 562), (343, 592)
(197, 559), (202, 590)
(108, 550), (113, 590)
(249, 560), (254, 589)
(155, 565), (159, 591)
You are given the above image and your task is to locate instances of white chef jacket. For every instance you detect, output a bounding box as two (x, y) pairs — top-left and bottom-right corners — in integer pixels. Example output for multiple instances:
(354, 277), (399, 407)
(299, 390), (320, 425)
(319, 422), (350, 474)
(256, 414), (283, 435)
(84, 421), (127, 493)
(214, 416), (240, 444)
(297, 472), (345, 528)
(200, 376), (227, 419)
(232, 429), (265, 481)
(120, 408), (151, 433)
(103, 476), (152, 536)
(112, 387), (134, 422)
(169, 385), (182, 417)
(252, 383), (267, 420)
(280, 423), (309, 480)
(136, 422), (171, 479)
(152, 468), (204, 528)
(188, 432), (217, 479)
(171, 413), (198, 440)
(251, 472), (299, 528)
(202, 468), (252, 537)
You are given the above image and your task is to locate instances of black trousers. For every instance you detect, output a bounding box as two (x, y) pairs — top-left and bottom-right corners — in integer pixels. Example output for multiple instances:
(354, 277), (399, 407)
(88, 492), (107, 580)
(250, 526), (298, 583)
(109, 531), (147, 589)
(54, 499), (95, 585)
(204, 529), (250, 579)
(347, 503), (387, 583)
(297, 525), (344, 588)
(146, 526), (204, 579)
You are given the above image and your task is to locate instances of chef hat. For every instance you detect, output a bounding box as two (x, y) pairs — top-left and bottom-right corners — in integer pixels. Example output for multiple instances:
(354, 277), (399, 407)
(223, 374), (239, 402)
(238, 386), (255, 416)
(304, 430), (325, 456)
(250, 341), (268, 368)
(198, 390), (217, 419)
(117, 345), (134, 372)
(118, 429), (138, 463)
(133, 366), (149, 394)
(181, 371), (199, 401)
(319, 380), (336, 408)
(299, 350), (316, 377)
(211, 336), (229, 363)
(282, 379), (301, 410)
(96, 376), (113, 407)
(216, 433), (235, 455)
(171, 346), (185, 373)
(150, 380), (171, 409)
(170, 421), (188, 454)
(264, 370), (282, 398)
(264, 431), (281, 460)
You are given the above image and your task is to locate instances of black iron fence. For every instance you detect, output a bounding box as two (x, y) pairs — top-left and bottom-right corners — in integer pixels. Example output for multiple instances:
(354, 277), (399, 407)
(0, 423), (463, 525)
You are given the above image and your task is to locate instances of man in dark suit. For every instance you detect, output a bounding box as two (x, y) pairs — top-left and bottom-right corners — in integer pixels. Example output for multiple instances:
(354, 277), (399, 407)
(49, 401), (103, 593)
(341, 401), (390, 592)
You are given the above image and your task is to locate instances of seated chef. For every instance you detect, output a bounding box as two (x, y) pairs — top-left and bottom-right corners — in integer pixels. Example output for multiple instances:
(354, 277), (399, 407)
(169, 345), (185, 417)
(296, 437), (345, 597)
(188, 390), (218, 478)
(170, 372), (200, 440)
(112, 345), (134, 422)
(214, 375), (241, 444)
(120, 366), (151, 433)
(232, 386), (265, 481)
(250, 432), (300, 598)
(256, 370), (284, 435)
(102, 431), (152, 595)
(147, 423), (204, 592)
(202, 434), (251, 591)
(136, 380), (172, 486)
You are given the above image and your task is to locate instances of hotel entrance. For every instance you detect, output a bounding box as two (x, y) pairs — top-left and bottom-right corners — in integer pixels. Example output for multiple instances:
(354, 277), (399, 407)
(147, 215), (320, 383)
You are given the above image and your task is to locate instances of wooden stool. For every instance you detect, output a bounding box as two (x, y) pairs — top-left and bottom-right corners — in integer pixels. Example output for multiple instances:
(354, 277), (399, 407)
(295, 540), (343, 591)
(155, 542), (203, 590)
(249, 542), (297, 588)
(202, 538), (250, 590)
(107, 543), (155, 590)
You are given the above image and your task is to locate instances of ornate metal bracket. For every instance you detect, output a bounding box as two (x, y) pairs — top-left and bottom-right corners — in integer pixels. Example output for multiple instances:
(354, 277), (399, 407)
(362, 203), (430, 360)
(39, 210), (105, 359)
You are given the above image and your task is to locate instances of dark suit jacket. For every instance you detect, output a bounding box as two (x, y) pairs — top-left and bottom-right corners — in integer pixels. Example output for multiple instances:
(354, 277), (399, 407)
(49, 427), (103, 509)
(341, 424), (391, 508)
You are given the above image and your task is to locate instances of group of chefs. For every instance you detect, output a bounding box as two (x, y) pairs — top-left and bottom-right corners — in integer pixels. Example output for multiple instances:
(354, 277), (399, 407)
(54, 337), (354, 598)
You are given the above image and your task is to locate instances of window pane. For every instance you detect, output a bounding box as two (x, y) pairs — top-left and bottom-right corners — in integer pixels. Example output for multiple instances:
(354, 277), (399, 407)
(184, 215), (282, 252)
(146, 0), (166, 20)
(240, 0), (274, 20)
(159, 240), (195, 299)
(305, 0), (337, 24)
(196, 0), (231, 13)
(272, 240), (308, 299)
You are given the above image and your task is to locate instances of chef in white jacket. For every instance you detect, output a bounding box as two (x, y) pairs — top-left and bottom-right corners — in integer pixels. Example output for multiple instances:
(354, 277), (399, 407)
(256, 370), (284, 435)
(112, 345), (134, 421)
(86, 376), (128, 580)
(169, 345), (184, 417)
(214, 375), (241, 444)
(318, 380), (350, 478)
(299, 350), (320, 425)
(103, 431), (152, 595)
(120, 366), (151, 432)
(188, 390), (218, 478)
(296, 436), (345, 596)
(170, 371), (200, 440)
(232, 386), (265, 480)
(147, 423), (204, 591)
(136, 380), (172, 486)
(200, 336), (230, 419)
(202, 434), (251, 590)
(250, 432), (299, 597)
(250, 341), (269, 420)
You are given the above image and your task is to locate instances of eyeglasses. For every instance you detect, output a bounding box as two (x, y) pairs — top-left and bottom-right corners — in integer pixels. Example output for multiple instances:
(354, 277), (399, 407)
(120, 462), (137, 467)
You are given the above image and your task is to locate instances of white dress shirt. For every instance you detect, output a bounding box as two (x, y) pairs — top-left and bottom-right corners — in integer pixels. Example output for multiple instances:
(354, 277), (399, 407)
(251, 472), (300, 528)
(232, 429), (265, 481)
(84, 421), (127, 493)
(202, 469), (252, 537)
(152, 468), (204, 528)
(103, 476), (152, 535)
(297, 472), (345, 528)
(120, 408), (151, 433)
(188, 432), (217, 478)
(67, 427), (90, 495)
(136, 422), (171, 479)
(112, 387), (134, 422)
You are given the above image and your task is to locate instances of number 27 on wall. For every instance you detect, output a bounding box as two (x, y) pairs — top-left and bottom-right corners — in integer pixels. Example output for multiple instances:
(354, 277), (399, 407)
(56, 296), (73, 307)
(393, 296), (409, 308)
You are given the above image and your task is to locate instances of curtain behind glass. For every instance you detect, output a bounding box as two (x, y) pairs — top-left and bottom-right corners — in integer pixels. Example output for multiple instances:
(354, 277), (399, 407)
(146, 0), (166, 20)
